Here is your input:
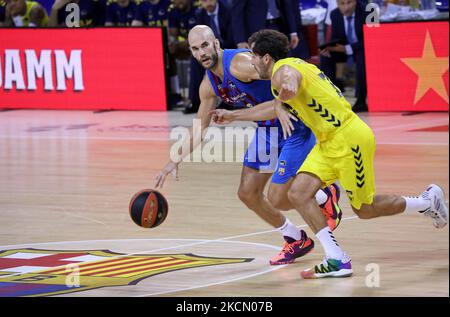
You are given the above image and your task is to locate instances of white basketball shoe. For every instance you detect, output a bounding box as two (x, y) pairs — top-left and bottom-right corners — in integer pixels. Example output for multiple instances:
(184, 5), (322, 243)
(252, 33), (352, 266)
(421, 184), (448, 229)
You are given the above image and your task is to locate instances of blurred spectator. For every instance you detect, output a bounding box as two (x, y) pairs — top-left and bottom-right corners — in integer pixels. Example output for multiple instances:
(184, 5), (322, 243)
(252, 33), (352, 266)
(167, 0), (199, 110)
(49, 0), (107, 27)
(168, 0), (198, 57)
(231, 0), (299, 50)
(195, 0), (233, 48)
(132, 0), (170, 27)
(325, 0), (337, 28)
(320, 0), (369, 112)
(325, 0), (367, 29)
(290, 0), (311, 59)
(105, 0), (136, 26)
(0, 0), (6, 26)
(35, 0), (54, 14)
(183, 0), (233, 114)
(4, 0), (48, 26)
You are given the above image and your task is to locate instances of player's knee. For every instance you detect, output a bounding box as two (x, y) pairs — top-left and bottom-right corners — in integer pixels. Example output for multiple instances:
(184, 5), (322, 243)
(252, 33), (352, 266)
(268, 191), (288, 211)
(287, 187), (308, 207)
(237, 187), (260, 207)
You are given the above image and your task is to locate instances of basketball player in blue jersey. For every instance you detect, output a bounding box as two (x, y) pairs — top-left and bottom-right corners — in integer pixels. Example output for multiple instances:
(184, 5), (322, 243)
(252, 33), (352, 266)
(155, 25), (342, 265)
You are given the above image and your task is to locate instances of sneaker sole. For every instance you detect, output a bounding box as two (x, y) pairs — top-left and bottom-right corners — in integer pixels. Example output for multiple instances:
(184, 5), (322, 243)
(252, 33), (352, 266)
(269, 242), (315, 265)
(269, 259), (295, 265)
(431, 184), (448, 229)
(302, 269), (353, 279)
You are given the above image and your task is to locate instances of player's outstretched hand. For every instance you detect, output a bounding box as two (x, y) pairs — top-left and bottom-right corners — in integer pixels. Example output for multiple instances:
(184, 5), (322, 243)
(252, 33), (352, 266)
(278, 78), (298, 102)
(155, 161), (179, 189)
(210, 109), (234, 125)
(274, 101), (298, 140)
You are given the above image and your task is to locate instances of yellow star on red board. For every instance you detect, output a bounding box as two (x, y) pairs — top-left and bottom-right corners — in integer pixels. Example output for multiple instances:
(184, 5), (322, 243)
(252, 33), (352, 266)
(401, 30), (449, 104)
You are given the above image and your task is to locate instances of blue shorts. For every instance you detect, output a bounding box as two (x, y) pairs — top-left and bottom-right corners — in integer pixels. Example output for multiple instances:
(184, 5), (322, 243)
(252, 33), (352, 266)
(243, 125), (316, 184)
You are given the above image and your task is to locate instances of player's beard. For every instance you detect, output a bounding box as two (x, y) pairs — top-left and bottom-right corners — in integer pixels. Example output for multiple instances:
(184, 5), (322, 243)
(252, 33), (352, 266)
(260, 68), (270, 80)
(200, 44), (219, 70)
(254, 62), (270, 80)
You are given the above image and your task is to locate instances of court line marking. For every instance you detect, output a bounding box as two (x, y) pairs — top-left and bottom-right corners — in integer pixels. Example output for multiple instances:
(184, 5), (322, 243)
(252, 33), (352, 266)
(0, 239), (287, 281)
(0, 216), (358, 250)
(135, 216), (361, 297)
(0, 204), (109, 227)
(0, 216), (359, 286)
(62, 211), (108, 226)
(134, 266), (288, 297)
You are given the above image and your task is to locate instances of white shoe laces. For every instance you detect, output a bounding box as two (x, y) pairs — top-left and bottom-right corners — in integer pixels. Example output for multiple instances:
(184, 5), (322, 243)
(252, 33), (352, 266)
(422, 186), (448, 228)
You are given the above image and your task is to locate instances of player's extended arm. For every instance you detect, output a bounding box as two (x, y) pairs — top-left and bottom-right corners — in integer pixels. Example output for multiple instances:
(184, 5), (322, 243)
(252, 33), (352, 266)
(272, 65), (302, 102)
(271, 65), (303, 138)
(212, 100), (277, 123)
(212, 100), (298, 139)
(155, 77), (218, 188)
(210, 52), (278, 121)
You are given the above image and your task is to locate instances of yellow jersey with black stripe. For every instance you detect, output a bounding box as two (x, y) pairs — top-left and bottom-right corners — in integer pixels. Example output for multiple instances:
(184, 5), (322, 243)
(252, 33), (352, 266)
(271, 58), (356, 144)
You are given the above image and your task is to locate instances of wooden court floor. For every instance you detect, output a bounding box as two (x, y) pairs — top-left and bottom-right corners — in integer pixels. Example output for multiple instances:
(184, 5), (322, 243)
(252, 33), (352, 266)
(0, 110), (448, 297)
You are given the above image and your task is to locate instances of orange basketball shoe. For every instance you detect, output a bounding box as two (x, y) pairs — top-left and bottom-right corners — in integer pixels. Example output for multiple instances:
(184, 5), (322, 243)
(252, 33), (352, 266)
(320, 184), (343, 231)
(269, 230), (315, 265)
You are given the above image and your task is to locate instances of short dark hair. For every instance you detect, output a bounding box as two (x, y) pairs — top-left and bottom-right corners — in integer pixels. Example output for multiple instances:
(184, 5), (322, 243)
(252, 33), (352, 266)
(248, 29), (290, 62)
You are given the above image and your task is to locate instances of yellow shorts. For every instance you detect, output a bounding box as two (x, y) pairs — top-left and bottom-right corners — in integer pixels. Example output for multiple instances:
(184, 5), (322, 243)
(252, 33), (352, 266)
(298, 117), (376, 209)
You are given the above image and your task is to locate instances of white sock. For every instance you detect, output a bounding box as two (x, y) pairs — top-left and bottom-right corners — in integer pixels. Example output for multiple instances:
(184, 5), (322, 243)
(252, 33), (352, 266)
(315, 189), (328, 206)
(316, 226), (344, 260)
(402, 196), (430, 214)
(278, 218), (301, 241)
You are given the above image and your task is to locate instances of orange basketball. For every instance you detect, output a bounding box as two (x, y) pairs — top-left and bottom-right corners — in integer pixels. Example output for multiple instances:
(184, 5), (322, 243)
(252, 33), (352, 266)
(129, 189), (168, 228)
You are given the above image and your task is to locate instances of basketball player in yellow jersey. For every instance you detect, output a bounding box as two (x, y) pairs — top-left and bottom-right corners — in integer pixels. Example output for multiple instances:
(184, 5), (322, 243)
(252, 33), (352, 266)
(5, 0), (48, 27)
(245, 29), (448, 279)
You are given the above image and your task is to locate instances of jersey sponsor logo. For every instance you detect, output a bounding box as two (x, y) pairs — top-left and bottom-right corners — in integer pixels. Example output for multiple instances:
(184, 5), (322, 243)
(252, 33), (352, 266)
(278, 161), (286, 176)
(0, 248), (252, 297)
(216, 79), (255, 106)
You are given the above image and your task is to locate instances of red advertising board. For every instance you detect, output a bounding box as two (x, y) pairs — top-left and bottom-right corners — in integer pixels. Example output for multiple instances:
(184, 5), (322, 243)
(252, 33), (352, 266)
(364, 21), (448, 112)
(0, 28), (167, 110)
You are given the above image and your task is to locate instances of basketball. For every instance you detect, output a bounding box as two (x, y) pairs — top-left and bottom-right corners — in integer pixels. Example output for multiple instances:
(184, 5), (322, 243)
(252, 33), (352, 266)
(129, 189), (168, 228)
